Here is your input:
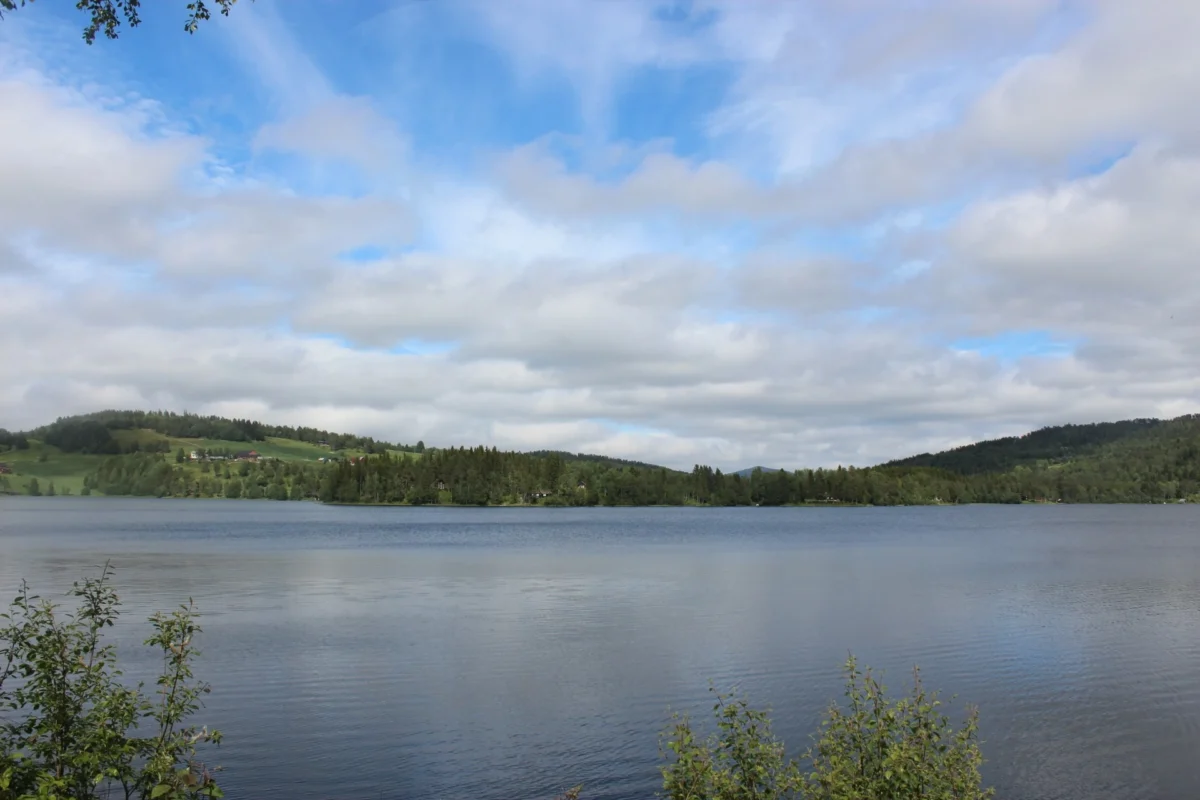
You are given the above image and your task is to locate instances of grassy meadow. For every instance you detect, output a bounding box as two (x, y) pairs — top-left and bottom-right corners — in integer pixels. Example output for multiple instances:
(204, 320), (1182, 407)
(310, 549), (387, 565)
(0, 446), (98, 495)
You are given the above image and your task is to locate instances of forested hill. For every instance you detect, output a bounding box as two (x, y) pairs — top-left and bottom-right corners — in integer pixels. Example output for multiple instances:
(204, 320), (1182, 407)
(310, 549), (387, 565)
(524, 450), (666, 471)
(883, 418), (1176, 473)
(2, 411), (669, 468)
(7, 410), (424, 455)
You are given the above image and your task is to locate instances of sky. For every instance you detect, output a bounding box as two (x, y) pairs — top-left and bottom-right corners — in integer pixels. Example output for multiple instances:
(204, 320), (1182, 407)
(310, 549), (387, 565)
(2, 0), (1199, 470)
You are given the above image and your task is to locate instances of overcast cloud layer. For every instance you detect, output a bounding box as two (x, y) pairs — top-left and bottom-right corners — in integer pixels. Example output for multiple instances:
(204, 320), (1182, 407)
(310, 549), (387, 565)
(2, 0), (1198, 469)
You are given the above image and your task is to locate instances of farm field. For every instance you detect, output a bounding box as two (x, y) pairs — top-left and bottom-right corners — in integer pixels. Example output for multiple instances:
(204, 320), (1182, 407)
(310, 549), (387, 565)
(0, 430), (421, 496)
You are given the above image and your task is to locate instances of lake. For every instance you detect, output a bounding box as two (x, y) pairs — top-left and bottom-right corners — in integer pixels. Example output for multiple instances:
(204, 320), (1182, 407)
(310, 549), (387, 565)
(1, 498), (1198, 799)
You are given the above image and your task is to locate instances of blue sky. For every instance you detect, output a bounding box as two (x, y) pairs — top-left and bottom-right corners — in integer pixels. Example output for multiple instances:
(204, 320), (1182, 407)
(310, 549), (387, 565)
(2, 0), (1199, 469)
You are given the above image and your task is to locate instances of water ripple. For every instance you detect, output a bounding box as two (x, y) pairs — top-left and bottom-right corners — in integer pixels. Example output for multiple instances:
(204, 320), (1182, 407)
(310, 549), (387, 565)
(3, 498), (1200, 800)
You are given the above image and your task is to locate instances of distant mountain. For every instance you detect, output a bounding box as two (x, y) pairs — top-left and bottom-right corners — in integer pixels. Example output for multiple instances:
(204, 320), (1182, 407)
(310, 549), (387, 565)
(733, 466), (781, 478)
(523, 450), (671, 471)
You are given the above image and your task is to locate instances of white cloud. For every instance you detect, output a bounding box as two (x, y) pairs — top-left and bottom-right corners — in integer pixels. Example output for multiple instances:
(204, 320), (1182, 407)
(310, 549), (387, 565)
(464, 0), (712, 134)
(0, 79), (204, 257)
(220, 0), (336, 112)
(254, 95), (408, 173)
(155, 191), (413, 280)
(942, 144), (1200, 325)
(965, 0), (1200, 160)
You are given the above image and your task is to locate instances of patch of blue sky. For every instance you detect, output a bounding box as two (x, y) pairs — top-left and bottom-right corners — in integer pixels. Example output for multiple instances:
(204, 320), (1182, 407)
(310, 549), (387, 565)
(611, 62), (737, 162)
(247, 151), (378, 198)
(49, 0), (567, 179)
(338, 245), (390, 263)
(327, 7), (584, 168)
(592, 418), (663, 435)
(277, 0), (412, 94)
(1066, 139), (1135, 179)
(361, 3), (736, 173)
(651, 1), (721, 31)
(951, 330), (1077, 361)
(401, 46), (581, 160)
(278, 325), (459, 357)
(93, 15), (270, 138)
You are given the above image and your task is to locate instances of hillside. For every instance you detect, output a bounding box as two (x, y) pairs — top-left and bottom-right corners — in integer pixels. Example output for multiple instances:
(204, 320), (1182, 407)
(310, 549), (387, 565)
(876, 414), (1200, 503)
(14, 410), (424, 456)
(0, 412), (422, 497)
(524, 450), (669, 471)
(884, 418), (1170, 473)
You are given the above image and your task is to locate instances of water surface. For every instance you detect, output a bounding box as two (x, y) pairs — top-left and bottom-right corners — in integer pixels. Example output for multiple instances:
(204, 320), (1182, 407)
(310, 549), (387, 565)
(1, 498), (1198, 799)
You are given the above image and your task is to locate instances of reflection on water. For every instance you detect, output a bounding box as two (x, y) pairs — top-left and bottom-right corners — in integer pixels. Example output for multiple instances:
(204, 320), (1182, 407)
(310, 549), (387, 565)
(2, 498), (1199, 799)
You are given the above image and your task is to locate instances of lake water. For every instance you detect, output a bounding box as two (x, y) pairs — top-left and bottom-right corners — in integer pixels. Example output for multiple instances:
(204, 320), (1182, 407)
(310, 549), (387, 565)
(1, 498), (1198, 799)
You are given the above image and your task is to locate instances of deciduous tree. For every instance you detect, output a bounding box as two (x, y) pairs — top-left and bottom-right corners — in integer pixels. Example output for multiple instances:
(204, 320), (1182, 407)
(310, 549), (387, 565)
(0, 0), (248, 43)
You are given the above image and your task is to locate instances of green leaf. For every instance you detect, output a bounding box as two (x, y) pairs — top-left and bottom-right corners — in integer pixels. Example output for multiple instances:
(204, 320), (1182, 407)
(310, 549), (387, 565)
(151, 783), (172, 798)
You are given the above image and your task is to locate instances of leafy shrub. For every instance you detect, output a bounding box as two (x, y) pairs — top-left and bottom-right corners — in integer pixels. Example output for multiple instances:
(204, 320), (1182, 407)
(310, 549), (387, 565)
(0, 565), (222, 800)
(661, 655), (992, 800)
(662, 689), (804, 800)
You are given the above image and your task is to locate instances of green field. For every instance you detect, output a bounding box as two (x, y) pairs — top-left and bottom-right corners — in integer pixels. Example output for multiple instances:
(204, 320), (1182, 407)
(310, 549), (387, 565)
(0, 429), (421, 496)
(0, 445), (98, 495)
(157, 436), (419, 462)
(109, 429), (420, 462)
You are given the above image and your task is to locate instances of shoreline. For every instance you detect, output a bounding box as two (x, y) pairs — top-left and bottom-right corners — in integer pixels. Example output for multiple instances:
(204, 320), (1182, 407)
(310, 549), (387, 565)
(1, 494), (1140, 508)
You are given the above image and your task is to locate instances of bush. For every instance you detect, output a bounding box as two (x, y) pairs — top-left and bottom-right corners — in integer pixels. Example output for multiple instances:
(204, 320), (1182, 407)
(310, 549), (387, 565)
(0, 565), (222, 800)
(661, 655), (993, 800)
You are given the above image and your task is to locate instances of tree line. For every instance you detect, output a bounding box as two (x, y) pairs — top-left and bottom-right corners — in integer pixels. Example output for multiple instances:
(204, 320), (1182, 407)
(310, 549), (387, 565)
(10, 410), (1200, 504)
(89, 453), (322, 501)
(81, 443), (1200, 505)
(0, 429), (30, 452)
